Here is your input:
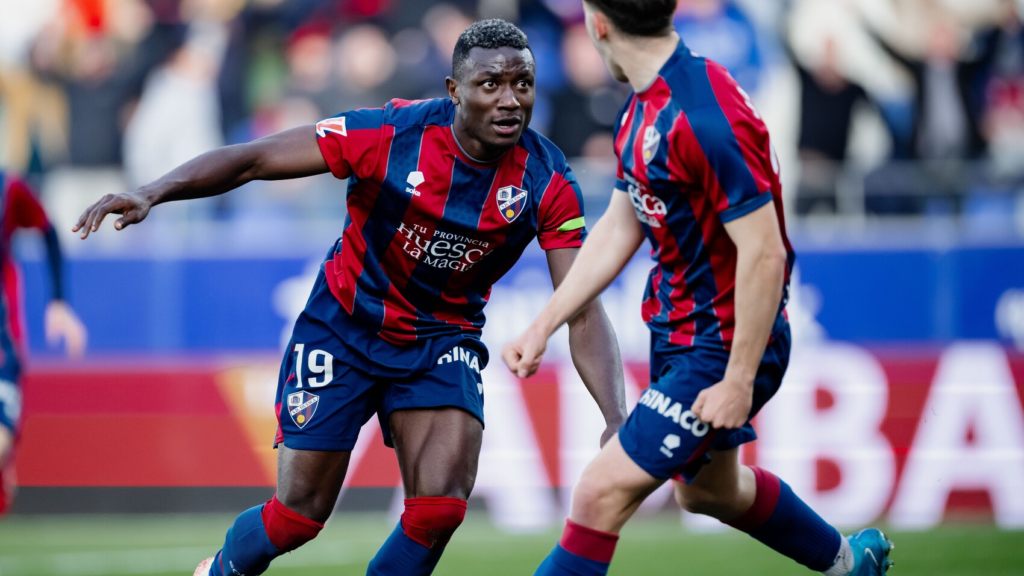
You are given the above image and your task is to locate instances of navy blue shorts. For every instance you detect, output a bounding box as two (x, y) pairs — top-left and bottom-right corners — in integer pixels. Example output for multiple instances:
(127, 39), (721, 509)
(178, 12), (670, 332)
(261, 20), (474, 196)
(618, 321), (791, 482)
(273, 265), (487, 452)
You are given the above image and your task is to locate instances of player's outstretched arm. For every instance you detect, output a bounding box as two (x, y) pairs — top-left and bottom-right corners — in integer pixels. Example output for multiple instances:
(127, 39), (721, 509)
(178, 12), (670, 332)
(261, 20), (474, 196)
(502, 190), (643, 379)
(546, 248), (628, 445)
(73, 125), (329, 239)
(691, 201), (787, 429)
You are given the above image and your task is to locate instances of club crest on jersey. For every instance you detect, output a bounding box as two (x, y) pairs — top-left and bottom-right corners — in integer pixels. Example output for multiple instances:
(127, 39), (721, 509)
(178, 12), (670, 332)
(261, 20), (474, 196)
(642, 126), (661, 165)
(287, 391), (319, 429)
(315, 116), (347, 138)
(496, 186), (528, 223)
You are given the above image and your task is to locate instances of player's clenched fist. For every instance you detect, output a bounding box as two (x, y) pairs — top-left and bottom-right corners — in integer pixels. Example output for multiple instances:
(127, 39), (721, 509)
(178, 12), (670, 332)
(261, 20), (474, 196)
(501, 327), (548, 378)
(73, 191), (153, 239)
(691, 377), (753, 430)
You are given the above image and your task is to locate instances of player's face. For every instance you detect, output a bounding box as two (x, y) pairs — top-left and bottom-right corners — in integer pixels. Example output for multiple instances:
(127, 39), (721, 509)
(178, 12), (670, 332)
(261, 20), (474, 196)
(449, 46), (536, 159)
(583, 2), (628, 83)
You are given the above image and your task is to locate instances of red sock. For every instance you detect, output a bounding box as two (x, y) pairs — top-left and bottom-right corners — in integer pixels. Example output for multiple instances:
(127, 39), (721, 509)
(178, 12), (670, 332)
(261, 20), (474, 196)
(558, 519), (619, 563)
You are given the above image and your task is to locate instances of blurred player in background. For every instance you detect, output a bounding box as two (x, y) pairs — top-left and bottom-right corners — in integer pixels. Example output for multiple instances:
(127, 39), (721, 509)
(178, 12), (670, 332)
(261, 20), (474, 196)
(502, 1), (895, 575)
(73, 19), (626, 576)
(0, 171), (88, 517)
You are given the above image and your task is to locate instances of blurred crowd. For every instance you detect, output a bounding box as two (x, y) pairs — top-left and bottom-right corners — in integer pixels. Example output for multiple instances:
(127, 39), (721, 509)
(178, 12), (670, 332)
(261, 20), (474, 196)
(0, 0), (1022, 228)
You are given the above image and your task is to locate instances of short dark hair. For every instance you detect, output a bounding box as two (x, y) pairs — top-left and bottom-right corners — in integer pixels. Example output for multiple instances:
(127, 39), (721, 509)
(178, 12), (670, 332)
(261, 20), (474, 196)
(452, 19), (531, 80)
(586, 0), (677, 37)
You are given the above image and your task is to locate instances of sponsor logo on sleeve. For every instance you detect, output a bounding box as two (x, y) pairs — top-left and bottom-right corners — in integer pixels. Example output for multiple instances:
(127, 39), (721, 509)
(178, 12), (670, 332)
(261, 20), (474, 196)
(316, 117), (348, 138)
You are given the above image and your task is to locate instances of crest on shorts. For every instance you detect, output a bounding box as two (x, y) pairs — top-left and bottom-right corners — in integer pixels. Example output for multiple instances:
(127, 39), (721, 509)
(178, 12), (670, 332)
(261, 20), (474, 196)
(287, 391), (319, 429)
(642, 126), (661, 165)
(496, 186), (528, 223)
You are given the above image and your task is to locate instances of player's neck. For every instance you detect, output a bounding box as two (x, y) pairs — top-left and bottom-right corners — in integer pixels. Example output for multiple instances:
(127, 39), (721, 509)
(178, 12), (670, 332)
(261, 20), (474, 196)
(614, 32), (681, 93)
(451, 121), (509, 164)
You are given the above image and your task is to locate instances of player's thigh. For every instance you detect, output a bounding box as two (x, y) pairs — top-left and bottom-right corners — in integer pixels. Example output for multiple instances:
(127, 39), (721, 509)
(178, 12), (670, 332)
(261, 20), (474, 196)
(276, 446), (352, 523)
(388, 407), (483, 499)
(570, 434), (665, 533)
(671, 447), (753, 517)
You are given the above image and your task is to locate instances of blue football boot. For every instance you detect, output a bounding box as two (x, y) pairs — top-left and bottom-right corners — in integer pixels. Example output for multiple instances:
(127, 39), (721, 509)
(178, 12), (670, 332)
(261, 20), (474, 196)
(847, 528), (894, 575)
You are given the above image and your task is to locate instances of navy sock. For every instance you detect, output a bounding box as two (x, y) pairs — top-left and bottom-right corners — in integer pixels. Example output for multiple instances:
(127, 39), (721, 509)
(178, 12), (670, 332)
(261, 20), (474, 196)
(727, 467), (842, 571)
(366, 521), (446, 576)
(534, 544), (611, 576)
(211, 505), (280, 576)
(534, 520), (618, 576)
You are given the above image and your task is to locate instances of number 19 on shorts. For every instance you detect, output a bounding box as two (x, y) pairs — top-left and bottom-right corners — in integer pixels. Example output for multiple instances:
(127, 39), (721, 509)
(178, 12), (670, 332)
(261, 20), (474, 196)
(292, 343), (334, 388)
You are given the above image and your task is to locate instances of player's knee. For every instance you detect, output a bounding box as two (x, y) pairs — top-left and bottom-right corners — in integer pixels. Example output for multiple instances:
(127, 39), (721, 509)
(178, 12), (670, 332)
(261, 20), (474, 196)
(401, 497), (468, 549)
(261, 495), (324, 553)
(570, 475), (619, 521)
(673, 482), (728, 517)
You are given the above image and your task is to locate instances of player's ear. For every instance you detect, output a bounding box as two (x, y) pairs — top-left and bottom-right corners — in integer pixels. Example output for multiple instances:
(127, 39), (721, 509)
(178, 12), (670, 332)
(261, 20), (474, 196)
(591, 9), (611, 40)
(445, 76), (460, 106)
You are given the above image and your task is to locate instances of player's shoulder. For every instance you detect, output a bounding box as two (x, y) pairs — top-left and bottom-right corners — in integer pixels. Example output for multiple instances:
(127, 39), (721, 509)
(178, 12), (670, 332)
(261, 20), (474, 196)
(661, 47), (746, 115)
(382, 98), (455, 128)
(515, 127), (570, 176)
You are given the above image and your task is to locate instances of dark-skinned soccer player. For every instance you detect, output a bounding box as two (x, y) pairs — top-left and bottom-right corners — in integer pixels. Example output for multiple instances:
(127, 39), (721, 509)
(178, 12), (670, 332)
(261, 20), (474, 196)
(73, 20), (627, 576)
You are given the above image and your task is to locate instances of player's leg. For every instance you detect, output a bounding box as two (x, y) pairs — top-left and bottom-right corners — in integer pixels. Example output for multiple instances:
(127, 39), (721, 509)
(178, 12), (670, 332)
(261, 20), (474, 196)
(366, 407), (481, 575)
(675, 449), (845, 572)
(199, 269), (376, 576)
(535, 434), (664, 576)
(674, 448), (893, 575)
(199, 447), (349, 576)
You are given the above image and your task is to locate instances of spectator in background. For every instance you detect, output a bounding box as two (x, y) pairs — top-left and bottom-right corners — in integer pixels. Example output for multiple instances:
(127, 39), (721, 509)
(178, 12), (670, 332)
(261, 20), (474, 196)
(548, 24), (625, 158)
(789, 35), (873, 213)
(868, 1), (995, 161)
(674, 0), (765, 94)
(978, 0), (1024, 171)
(30, 0), (184, 168)
(123, 0), (233, 188)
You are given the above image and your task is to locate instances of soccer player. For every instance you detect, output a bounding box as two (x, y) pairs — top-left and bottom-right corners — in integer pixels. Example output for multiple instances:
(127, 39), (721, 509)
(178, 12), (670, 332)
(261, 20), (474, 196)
(502, 2), (895, 575)
(0, 171), (88, 516)
(73, 20), (626, 576)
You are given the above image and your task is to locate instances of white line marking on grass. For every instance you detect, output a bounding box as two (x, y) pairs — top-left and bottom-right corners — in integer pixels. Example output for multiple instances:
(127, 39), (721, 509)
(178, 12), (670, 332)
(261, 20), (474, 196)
(0, 545), (358, 575)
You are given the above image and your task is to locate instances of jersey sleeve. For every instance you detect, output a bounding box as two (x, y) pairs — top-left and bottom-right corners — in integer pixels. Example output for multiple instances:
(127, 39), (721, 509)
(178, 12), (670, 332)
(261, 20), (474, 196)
(6, 176), (51, 231)
(675, 64), (777, 223)
(315, 108), (386, 181)
(537, 166), (588, 250)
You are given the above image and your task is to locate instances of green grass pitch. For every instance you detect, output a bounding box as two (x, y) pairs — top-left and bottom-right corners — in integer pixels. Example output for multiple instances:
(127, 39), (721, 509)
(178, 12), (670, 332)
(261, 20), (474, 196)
(1, 513), (1020, 575)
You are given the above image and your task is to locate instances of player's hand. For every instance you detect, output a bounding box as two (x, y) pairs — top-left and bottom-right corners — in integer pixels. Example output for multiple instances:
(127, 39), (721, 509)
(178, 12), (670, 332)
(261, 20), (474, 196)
(599, 422), (622, 447)
(72, 191), (153, 239)
(691, 377), (752, 430)
(502, 326), (549, 378)
(45, 301), (87, 359)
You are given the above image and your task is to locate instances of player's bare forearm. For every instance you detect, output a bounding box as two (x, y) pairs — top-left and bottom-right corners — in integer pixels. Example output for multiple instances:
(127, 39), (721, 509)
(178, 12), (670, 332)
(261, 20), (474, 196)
(722, 202), (788, 387)
(567, 300), (628, 438)
(547, 247), (628, 434)
(142, 126), (329, 205)
(503, 193), (643, 380)
(74, 126), (328, 238)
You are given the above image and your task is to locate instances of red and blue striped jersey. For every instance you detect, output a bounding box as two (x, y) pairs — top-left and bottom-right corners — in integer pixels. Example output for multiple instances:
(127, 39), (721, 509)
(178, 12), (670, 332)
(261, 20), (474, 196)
(316, 98), (588, 345)
(614, 41), (794, 350)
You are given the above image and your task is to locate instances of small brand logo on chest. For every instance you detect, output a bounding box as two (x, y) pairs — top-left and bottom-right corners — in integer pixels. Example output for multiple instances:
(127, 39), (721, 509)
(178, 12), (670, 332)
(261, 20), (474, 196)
(406, 171), (425, 196)
(496, 186), (528, 223)
(642, 126), (661, 165)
